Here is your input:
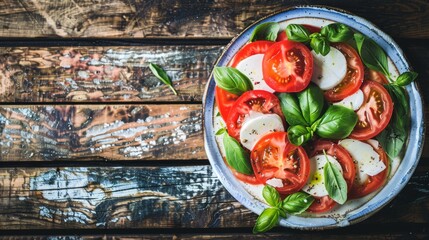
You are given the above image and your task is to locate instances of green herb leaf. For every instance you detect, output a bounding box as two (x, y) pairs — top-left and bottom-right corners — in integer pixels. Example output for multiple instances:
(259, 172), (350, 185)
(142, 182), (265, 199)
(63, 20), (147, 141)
(213, 67), (253, 95)
(323, 152), (348, 204)
(262, 185), (281, 207)
(316, 105), (358, 139)
(310, 33), (330, 56)
(223, 134), (253, 175)
(287, 125), (312, 146)
(253, 208), (280, 233)
(278, 93), (308, 126)
(321, 23), (353, 43)
(393, 71), (418, 87)
(297, 83), (325, 125)
(354, 33), (389, 76)
(149, 63), (178, 95)
(286, 24), (311, 42)
(282, 192), (314, 214)
(215, 128), (227, 136)
(250, 22), (280, 42)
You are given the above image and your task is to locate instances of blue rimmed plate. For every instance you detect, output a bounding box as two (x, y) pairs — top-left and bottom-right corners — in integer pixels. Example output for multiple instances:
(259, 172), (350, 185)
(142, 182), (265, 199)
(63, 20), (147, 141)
(203, 5), (424, 229)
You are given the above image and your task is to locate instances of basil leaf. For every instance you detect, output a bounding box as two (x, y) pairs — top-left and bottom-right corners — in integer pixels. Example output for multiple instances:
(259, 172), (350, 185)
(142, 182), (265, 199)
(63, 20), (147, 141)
(316, 105), (358, 139)
(223, 134), (253, 175)
(310, 33), (330, 56)
(215, 128), (226, 136)
(282, 192), (314, 214)
(286, 24), (310, 42)
(321, 23), (353, 43)
(297, 83), (325, 125)
(393, 71), (418, 87)
(250, 22), (280, 42)
(262, 185), (281, 207)
(278, 93), (308, 126)
(354, 33), (389, 76)
(324, 158), (348, 204)
(213, 67), (253, 95)
(149, 63), (178, 95)
(253, 208), (280, 233)
(288, 125), (312, 146)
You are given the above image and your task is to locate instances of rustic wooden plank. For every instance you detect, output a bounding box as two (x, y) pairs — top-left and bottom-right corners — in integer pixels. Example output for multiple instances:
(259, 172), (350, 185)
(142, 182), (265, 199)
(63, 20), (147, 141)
(0, 46), (221, 102)
(0, 0), (428, 39)
(0, 165), (427, 229)
(0, 104), (205, 161)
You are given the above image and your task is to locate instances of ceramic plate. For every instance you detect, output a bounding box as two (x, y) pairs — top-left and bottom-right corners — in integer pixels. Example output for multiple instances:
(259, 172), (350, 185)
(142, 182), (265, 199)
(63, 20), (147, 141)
(203, 5), (424, 229)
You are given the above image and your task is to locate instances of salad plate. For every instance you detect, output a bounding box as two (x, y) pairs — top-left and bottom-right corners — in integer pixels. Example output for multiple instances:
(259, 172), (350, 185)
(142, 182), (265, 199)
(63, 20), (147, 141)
(203, 5), (424, 230)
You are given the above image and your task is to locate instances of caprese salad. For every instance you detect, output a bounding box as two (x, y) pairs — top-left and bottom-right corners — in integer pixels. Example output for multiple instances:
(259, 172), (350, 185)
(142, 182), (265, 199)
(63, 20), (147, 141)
(213, 21), (417, 233)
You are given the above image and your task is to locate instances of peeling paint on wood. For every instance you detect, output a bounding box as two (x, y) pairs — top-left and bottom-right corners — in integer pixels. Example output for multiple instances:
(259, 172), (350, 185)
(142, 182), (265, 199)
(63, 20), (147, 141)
(0, 46), (222, 102)
(0, 104), (205, 161)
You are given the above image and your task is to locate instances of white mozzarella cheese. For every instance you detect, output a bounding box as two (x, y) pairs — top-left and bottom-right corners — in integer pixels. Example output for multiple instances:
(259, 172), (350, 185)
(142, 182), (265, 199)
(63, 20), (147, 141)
(266, 178), (284, 188)
(311, 47), (347, 90)
(302, 154), (343, 197)
(239, 112), (284, 150)
(339, 139), (386, 184)
(334, 89), (364, 111)
(235, 54), (275, 93)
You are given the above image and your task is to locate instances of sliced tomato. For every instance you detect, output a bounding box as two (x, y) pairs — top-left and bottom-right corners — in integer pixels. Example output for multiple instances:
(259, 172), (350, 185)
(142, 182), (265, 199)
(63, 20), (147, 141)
(365, 69), (389, 84)
(226, 90), (284, 140)
(307, 140), (356, 213)
(324, 43), (364, 102)
(231, 169), (261, 185)
(349, 141), (390, 199)
(262, 40), (313, 92)
(250, 132), (310, 195)
(228, 41), (274, 67)
(215, 86), (239, 121)
(276, 31), (288, 41)
(350, 80), (393, 140)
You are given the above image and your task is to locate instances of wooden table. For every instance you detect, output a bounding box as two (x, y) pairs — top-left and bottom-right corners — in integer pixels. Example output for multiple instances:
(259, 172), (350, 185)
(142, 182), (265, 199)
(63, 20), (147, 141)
(0, 0), (428, 239)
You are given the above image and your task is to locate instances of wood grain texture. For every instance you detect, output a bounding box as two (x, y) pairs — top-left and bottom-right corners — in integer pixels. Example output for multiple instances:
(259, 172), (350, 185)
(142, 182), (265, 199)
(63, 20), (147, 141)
(0, 0), (429, 39)
(0, 165), (427, 230)
(0, 104), (205, 161)
(0, 46), (221, 102)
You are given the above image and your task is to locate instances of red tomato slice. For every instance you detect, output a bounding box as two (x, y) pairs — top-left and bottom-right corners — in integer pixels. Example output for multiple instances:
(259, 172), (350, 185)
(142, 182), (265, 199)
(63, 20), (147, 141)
(231, 169), (261, 185)
(226, 90), (284, 140)
(350, 80), (393, 140)
(324, 43), (364, 102)
(215, 86), (239, 121)
(228, 41), (274, 67)
(349, 141), (390, 199)
(365, 69), (389, 84)
(262, 40), (313, 92)
(251, 132), (310, 195)
(307, 140), (356, 213)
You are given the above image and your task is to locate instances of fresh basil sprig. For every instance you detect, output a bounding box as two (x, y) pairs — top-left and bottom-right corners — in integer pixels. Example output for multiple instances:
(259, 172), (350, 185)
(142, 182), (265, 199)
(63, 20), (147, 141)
(223, 132), (253, 175)
(287, 125), (312, 146)
(393, 71), (418, 87)
(323, 151), (348, 204)
(253, 185), (314, 233)
(316, 105), (358, 139)
(354, 33), (390, 77)
(213, 67), (253, 95)
(286, 23), (352, 56)
(149, 63), (178, 95)
(250, 22), (280, 42)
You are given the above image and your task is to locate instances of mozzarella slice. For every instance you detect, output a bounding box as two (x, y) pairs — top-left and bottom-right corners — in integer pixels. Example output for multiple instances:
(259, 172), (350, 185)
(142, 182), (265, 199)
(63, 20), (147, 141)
(266, 178), (284, 188)
(311, 47), (347, 90)
(235, 54), (275, 93)
(334, 89), (364, 111)
(302, 154), (343, 197)
(239, 112), (284, 150)
(339, 139), (386, 184)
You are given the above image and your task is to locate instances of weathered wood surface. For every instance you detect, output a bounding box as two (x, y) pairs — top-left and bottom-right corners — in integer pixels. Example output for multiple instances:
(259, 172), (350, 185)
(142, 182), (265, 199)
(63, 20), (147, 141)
(0, 0), (429, 39)
(0, 104), (205, 161)
(0, 46), (221, 102)
(0, 165), (427, 229)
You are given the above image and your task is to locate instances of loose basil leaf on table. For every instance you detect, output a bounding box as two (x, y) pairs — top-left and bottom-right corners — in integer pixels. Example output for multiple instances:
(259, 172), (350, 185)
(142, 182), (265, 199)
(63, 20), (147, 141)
(223, 133), (253, 175)
(297, 83), (325, 125)
(285, 24), (311, 42)
(282, 192), (314, 214)
(310, 33), (330, 56)
(213, 67), (253, 95)
(263, 185), (282, 207)
(354, 33), (390, 77)
(288, 125), (312, 146)
(249, 22), (280, 42)
(316, 105), (358, 139)
(393, 71), (418, 87)
(321, 23), (353, 43)
(149, 63), (178, 95)
(324, 156), (348, 204)
(278, 93), (308, 126)
(253, 208), (281, 233)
